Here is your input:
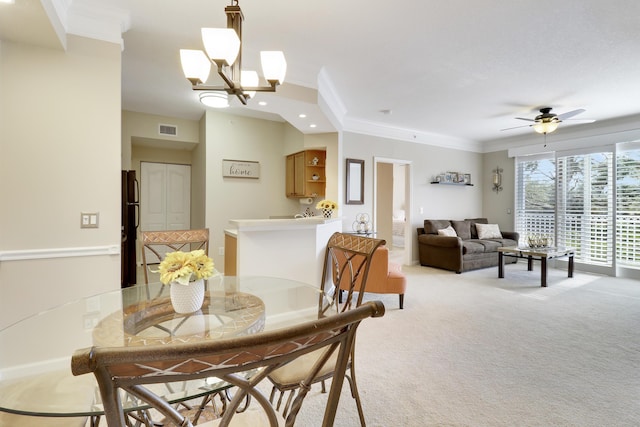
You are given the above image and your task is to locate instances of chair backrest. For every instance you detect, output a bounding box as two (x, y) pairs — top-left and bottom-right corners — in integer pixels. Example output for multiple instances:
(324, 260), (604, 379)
(140, 228), (210, 284)
(320, 232), (386, 314)
(71, 300), (385, 427)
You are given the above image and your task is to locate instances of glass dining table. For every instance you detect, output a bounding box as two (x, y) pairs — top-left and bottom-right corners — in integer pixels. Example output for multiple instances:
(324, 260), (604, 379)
(0, 276), (334, 423)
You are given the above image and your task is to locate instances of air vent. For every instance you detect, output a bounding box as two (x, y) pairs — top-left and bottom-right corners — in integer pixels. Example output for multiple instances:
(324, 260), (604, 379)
(159, 124), (178, 136)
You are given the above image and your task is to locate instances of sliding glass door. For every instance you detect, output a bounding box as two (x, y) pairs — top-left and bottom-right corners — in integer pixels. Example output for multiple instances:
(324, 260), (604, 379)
(616, 143), (640, 269)
(556, 149), (614, 268)
(515, 142), (640, 275)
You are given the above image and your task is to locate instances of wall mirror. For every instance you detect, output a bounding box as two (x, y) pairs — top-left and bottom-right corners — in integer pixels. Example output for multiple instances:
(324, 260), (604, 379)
(346, 158), (364, 204)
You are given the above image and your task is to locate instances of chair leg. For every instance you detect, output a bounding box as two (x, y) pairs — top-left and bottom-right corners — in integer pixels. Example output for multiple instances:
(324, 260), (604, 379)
(399, 294), (404, 309)
(346, 368), (367, 427)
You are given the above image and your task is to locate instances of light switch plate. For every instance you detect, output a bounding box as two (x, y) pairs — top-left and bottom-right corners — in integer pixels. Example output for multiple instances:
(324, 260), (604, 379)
(81, 212), (99, 228)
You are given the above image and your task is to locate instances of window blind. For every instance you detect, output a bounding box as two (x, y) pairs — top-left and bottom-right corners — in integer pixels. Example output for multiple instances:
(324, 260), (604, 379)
(515, 155), (555, 246)
(616, 144), (640, 268)
(556, 152), (613, 266)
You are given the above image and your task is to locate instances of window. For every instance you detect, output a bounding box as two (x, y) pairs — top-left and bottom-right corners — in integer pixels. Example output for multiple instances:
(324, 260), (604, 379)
(515, 154), (555, 245)
(616, 144), (640, 268)
(556, 151), (613, 266)
(516, 142), (640, 273)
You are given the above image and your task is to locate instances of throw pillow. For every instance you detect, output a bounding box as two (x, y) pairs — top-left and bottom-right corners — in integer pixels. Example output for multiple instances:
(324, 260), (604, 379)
(465, 217), (488, 239)
(437, 225), (457, 237)
(451, 220), (471, 240)
(476, 223), (502, 239)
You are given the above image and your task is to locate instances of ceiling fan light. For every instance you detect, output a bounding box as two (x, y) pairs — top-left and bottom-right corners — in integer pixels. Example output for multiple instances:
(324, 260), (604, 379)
(241, 70), (259, 98)
(533, 121), (559, 134)
(199, 92), (229, 108)
(260, 51), (287, 84)
(201, 28), (240, 66)
(179, 49), (211, 84)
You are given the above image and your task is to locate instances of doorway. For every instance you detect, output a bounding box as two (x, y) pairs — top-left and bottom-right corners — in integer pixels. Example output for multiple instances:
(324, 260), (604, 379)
(373, 158), (412, 265)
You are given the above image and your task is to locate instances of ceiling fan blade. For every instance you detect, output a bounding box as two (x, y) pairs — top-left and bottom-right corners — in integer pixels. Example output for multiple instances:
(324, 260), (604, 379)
(563, 118), (596, 123)
(515, 117), (535, 122)
(557, 108), (586, 120)
(500, 124), (532, 131)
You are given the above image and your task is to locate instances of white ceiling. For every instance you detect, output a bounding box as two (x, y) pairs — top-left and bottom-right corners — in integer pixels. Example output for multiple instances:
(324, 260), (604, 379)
(4, 0), (640, 150)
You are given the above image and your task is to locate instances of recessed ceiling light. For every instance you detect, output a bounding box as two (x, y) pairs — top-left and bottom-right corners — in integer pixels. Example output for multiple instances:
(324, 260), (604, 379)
(310, 124), (317, 128)
(258, 101), (267, 106)
(0, 0), (16, 4)
(298, 113), (307, 118)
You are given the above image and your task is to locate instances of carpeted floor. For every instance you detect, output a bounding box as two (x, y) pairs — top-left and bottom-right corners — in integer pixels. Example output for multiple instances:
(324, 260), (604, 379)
(291, 263), (640, 426)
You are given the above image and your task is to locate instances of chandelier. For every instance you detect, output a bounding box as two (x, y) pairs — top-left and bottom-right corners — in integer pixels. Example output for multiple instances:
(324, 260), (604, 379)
(179, 0), (287, 108)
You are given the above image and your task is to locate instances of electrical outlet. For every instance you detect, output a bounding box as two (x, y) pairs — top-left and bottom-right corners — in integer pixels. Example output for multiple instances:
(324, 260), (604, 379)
(219, 247), (225, 256)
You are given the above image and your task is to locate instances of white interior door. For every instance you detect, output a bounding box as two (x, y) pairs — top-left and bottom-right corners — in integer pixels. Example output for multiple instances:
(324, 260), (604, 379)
(141, 162), (191, 262)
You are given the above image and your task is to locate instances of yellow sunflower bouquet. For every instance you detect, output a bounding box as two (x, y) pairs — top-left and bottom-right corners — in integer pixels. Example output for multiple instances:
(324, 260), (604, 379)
(158, 249), (215, 286)
(316, 199), (338, 210)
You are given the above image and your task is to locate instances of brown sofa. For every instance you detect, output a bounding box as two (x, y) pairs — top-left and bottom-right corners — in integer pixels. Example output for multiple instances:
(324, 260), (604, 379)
(417, 218), (519, 273)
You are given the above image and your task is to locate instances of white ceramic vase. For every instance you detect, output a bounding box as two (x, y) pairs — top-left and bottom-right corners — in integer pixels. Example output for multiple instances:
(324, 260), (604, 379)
(170, 278), (205, 314)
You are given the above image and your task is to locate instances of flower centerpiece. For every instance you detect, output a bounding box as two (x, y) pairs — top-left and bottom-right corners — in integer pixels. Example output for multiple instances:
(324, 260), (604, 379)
(158, 250), (215, 313)
(316, 199), (338, 218)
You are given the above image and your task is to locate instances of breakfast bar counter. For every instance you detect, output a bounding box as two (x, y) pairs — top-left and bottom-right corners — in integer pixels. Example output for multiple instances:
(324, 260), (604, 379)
(225, 217), (342, 285)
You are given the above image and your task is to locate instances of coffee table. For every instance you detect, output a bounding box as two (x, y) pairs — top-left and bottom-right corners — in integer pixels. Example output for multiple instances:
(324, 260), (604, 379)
(498, 246), (575, 287)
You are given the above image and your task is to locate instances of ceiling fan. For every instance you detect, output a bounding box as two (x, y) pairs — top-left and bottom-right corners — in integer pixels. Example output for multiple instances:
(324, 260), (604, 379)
(502, 107), (595, 134)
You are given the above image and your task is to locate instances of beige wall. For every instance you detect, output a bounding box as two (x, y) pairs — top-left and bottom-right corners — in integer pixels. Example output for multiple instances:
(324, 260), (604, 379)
(482, 150), (515, 231)
(205, 111), (288, 270)
(342, 131), (484, 262)
(121, 110), (200, 169)
(0, 36), (121, 329)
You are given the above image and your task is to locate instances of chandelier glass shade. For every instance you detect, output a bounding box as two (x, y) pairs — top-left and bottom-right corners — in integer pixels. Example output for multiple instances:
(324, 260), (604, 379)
(201, 28), (240, 66)
(199, 92), (229, 108)
(180, 1), (286, 108)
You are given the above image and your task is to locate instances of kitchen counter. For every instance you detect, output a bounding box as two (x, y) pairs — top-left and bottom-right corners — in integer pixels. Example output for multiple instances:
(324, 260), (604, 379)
(224, 217), (342, 285)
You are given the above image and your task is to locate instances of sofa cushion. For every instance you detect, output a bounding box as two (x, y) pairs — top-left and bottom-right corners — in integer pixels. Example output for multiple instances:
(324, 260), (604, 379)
(476, 223), (502, 239)
(451, 220), (471, 240)
(465, 218), (488, 239)
(477, 239), (502, 252)
(462, 240), (486, 255)
(424, 219), (452, 235)
(437, 225), (457, 237)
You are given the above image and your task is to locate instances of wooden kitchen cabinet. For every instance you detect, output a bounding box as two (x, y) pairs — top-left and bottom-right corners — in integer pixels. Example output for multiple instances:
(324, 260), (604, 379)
(285, 149), (326, 198)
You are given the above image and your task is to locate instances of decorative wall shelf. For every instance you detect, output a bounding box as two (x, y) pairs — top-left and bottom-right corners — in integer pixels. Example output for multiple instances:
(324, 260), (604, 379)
(430, 182), (474, 186)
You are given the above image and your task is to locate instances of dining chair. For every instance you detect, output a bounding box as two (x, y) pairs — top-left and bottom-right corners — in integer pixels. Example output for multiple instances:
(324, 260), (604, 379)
(269, 232), (386, 426)
(71, 300), (386, 427)
(140, 228), (210, 284)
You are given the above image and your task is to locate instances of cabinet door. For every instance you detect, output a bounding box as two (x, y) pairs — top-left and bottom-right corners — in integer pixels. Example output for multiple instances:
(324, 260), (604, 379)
(293, 152), (305, 195)
(285, 154), (296, 196)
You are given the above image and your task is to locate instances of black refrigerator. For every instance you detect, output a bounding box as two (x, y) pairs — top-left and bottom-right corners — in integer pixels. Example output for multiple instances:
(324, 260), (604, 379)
(121, 170), (139, 287)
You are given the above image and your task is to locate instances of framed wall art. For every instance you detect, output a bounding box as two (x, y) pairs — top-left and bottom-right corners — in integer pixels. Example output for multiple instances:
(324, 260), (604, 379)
(346, 158), (364, 204)
(222, 159), (260, 179)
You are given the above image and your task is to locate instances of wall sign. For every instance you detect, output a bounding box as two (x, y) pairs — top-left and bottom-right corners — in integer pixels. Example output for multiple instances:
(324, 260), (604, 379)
(222, 159), (260, 179)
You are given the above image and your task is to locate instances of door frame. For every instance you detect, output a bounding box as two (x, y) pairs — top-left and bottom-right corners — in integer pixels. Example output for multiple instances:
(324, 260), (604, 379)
(373, 157), (413, 265)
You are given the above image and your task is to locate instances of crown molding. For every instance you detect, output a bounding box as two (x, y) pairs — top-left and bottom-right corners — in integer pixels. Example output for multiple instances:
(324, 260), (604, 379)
(317, 67), (482, 152)
(65, 1), (131, 47)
